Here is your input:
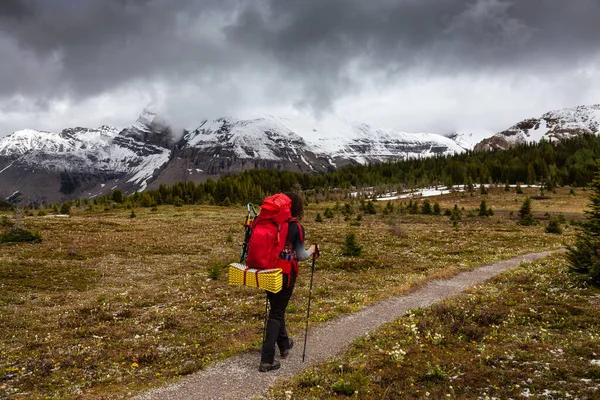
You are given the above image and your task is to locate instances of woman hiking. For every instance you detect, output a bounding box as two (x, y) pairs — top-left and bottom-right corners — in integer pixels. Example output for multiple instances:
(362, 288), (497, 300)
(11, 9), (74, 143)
(259, 192), (316, 372)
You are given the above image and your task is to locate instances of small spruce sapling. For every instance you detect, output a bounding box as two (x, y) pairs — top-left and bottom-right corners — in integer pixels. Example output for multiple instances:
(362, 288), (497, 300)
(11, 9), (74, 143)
(421, 199), (432, 215)
(364, 201), (376, 215)
(433, 202), (441, 216)
(517, 197), (537, 226)
(208, 261), (222, 280)
(60, 202), (71, 215)
(385, 201), (394, 214)
(545, 215), (563, 234)
(315, 213), (324, 223)
(450, 204), (462, 227)
(515, 182), (523, 194)
(341, 232), (363, 257)
(479, 200), (488, 217)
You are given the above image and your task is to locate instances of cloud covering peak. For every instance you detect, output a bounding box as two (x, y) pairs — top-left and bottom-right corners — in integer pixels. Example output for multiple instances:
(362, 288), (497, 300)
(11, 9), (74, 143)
(1, 0), (599, 137)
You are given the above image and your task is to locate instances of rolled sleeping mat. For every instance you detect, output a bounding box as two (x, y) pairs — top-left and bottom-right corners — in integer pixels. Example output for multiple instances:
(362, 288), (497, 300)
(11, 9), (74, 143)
(228, 263), (283, 293)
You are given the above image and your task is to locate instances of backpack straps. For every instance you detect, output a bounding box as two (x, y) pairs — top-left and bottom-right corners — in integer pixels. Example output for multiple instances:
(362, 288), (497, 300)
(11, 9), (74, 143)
(285, 218), (303, 252)
(284, 219), (303, 287)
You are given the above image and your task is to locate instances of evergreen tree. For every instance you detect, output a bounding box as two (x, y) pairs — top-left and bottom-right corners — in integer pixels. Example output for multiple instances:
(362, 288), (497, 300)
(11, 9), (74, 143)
(545, 215), (562, 234)
(421, 199), (432, 215)
(315, 213), (324, 223)
(408, 200), (419, 214)
(526, 163), (536, 185)
(566, 171), (600, 282)
(505, 181), (511, 191)
(517, 197), (537, 226)
(364, 201), (376, 215)
(173, 196), (184, 207)
(479, 200), (488, 217)
(516, 182), (523, 194)
(433, 202), (441, 216)
(450, 204), (462, 227)
(344, 203), (354, 216)
(385, 201), (394, 214)
(324, 207), (334, 218)
(341, 232), (363, 257)
(480, 184), (488, 195)
(112, 189), (123, 203)
(60, 202), (71, 215)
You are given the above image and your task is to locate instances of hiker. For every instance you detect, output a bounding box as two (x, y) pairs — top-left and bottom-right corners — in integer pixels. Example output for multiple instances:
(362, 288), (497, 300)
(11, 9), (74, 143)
(259, 192), (317, 372)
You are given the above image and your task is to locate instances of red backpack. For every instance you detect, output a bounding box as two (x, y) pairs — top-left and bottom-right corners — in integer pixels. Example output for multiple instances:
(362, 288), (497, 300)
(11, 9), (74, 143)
(245, 194), (301, 278)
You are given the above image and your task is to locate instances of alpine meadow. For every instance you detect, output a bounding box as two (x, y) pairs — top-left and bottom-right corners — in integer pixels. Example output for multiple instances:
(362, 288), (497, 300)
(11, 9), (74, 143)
(2, 1), (600, 398)
(2, 135), (600, 398)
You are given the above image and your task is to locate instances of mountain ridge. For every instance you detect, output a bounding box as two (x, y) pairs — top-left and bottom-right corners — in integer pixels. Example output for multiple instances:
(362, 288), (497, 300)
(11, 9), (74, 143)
(1, 104), (599, 205)
(473, 104), (600, 151)
(0, 112), (468, 205)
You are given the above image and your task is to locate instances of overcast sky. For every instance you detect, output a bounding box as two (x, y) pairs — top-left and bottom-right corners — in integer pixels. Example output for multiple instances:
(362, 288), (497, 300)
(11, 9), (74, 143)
(0, 0), (599, 139)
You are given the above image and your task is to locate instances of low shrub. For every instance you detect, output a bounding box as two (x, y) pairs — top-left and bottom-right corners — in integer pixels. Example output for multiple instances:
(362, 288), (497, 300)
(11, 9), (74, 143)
(0, 227), (42, 244)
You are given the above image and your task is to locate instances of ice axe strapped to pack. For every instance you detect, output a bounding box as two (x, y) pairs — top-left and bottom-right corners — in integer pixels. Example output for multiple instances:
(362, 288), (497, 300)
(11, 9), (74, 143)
(239, 203), (258, 264)
(229, 195), (297, 293)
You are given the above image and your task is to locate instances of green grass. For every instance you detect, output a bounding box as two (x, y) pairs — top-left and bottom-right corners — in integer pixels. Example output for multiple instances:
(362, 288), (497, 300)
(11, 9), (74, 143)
(0, 187), (587, 398)
(267, 253), (600, 399)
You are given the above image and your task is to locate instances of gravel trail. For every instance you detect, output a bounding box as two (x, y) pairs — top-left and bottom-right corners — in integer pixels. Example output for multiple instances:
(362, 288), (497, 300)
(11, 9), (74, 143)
(135, 250), (560, 400)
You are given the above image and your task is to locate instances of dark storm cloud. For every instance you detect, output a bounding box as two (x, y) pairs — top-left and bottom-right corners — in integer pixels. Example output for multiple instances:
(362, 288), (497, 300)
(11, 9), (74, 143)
(0, 0), (242, 100)
(0, 0), (599, 118)
(0, 0), (33, 19)
(227, 0), (600, 109)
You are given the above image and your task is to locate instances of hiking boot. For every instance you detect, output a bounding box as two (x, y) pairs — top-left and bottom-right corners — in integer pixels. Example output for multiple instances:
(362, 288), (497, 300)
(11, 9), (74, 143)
(280, 338), (293, 359)
(259, 360), (281, 372)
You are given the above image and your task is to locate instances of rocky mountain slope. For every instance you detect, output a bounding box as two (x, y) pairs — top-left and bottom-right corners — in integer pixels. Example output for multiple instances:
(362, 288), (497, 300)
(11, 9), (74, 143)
(3, 103), (599, 205)
(0, 124), (170, 205)
(0, 111), (468, 205)
(474, 104), (600, 151)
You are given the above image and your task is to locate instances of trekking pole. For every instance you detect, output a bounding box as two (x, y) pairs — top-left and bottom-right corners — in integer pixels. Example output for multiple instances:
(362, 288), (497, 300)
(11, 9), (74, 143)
(262, 293), (269, 344)
(302, 243), (319, 363)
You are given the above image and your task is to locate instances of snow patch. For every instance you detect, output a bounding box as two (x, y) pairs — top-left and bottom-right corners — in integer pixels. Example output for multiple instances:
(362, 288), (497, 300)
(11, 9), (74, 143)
(0, 162), (14, 174)
(6, 190), (19, 201)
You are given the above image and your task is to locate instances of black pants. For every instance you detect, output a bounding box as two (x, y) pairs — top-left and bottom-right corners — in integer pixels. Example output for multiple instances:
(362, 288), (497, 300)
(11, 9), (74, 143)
(261, 274), (296, 364)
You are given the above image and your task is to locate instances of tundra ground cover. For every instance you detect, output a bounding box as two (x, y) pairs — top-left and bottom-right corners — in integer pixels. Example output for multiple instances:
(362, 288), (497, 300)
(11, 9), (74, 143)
(268, 254), (600, 399)
(0, 187), (585, 398)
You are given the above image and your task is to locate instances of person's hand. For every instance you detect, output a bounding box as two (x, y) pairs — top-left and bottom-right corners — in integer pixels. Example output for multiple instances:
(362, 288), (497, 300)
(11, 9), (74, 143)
(309, 244), (319, 258)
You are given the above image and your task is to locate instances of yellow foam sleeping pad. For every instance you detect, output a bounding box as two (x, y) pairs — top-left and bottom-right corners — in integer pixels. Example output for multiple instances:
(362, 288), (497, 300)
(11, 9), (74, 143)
(228, 263), (283, 293)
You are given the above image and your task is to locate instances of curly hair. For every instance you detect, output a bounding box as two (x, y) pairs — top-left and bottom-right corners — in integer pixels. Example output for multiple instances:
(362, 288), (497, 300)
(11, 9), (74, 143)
(284, 192), (304, 220)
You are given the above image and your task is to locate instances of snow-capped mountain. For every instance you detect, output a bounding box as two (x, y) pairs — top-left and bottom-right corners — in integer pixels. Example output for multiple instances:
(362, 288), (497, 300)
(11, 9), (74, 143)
(0, 109), (467, 204)
(0, 124), (171, 204)
(120, 108), (174, 149)
(474, 104), (600, 151)
(149, 115), (467, 184)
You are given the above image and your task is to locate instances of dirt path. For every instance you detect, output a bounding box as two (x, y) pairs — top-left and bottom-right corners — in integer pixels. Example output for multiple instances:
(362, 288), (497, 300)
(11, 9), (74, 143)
(135, 250), (561, 400)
